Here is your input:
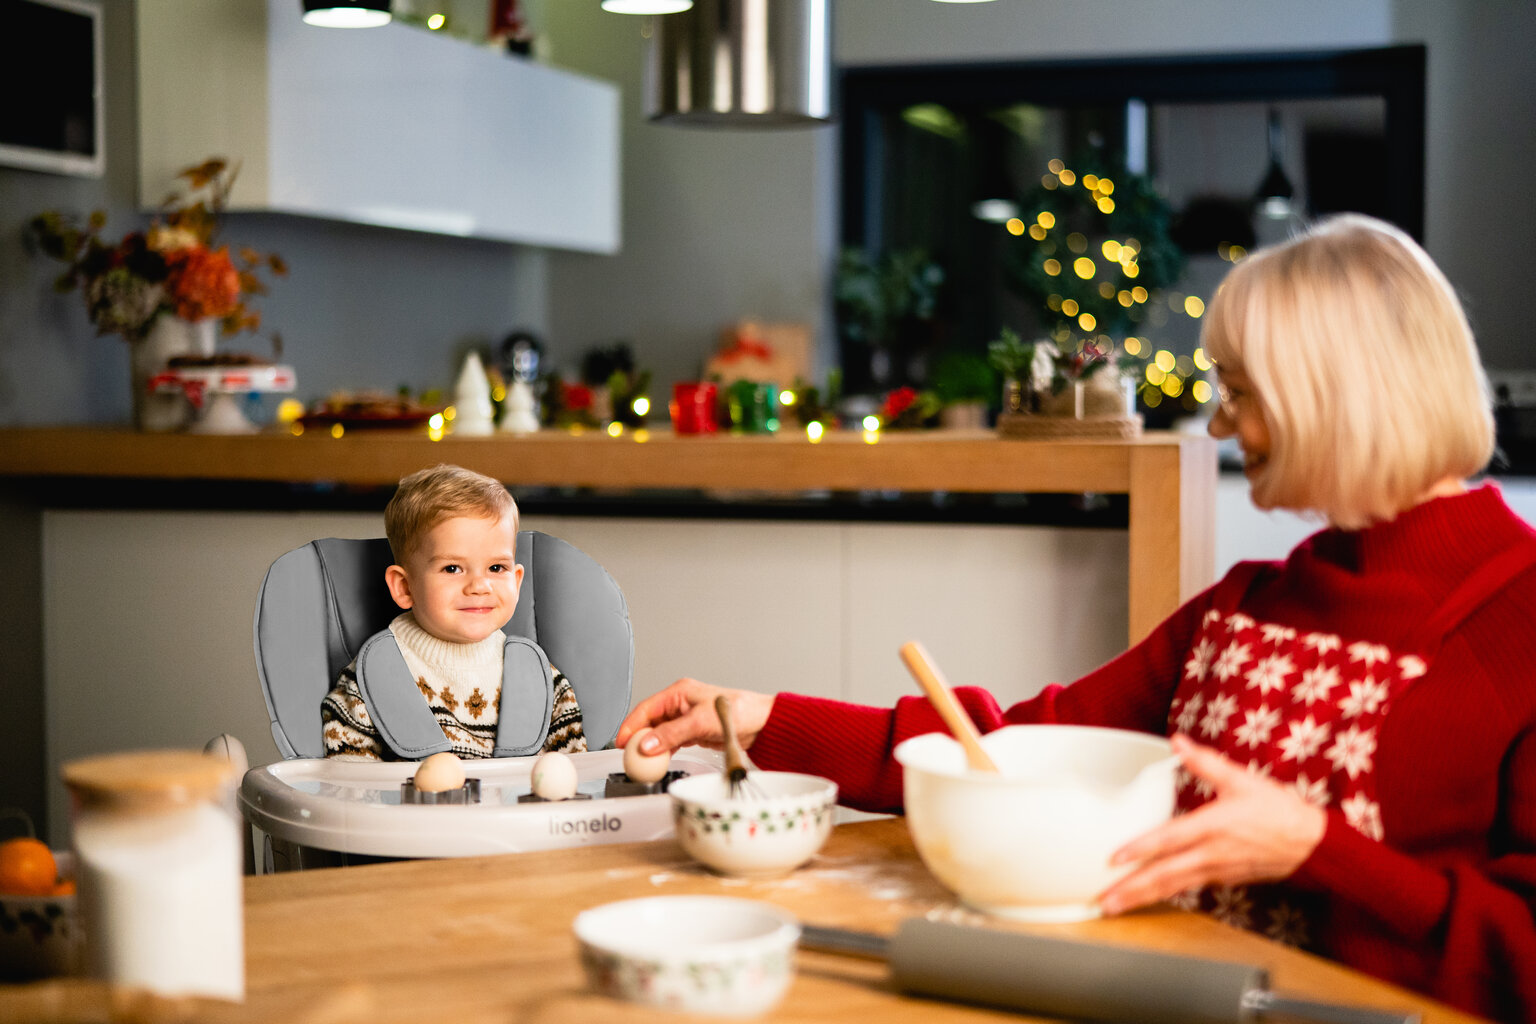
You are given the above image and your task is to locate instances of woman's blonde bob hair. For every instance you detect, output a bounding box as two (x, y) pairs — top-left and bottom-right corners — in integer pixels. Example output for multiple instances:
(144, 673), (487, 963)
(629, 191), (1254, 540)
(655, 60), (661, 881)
(1202, 213), (1493, 529)
(385, 463), (519, 564)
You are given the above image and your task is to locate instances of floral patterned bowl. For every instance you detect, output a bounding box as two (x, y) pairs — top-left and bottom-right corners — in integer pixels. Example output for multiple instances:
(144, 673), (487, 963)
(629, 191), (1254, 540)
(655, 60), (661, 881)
(668, 772), (837, 877)
(0, 851), (82, 981)
(574, 895), (799, 1016)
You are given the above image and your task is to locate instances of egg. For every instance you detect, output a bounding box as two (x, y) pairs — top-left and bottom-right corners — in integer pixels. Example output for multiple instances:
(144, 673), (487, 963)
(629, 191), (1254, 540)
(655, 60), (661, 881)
(530, 751), (579, 801)
(414, 751), (466, 793)
(623, 727), (672, 784)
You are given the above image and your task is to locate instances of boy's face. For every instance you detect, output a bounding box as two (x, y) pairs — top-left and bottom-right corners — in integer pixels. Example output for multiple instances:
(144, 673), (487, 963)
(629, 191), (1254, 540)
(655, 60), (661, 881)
(384, 513), (522, 644)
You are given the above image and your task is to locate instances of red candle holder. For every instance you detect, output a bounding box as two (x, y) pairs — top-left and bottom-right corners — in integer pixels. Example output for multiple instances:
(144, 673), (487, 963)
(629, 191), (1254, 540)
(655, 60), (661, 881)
(671, 382), (719, 434)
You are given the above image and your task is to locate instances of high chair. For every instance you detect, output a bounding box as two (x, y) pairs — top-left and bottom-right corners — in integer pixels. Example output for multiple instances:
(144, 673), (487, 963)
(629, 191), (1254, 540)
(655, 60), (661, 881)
(224, 532), (722, 871)
(251, 531), (634, 758)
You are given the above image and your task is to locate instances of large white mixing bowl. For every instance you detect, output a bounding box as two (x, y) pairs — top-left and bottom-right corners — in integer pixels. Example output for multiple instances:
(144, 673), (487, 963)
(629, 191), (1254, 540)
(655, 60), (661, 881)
(894, 724), (1177, 922)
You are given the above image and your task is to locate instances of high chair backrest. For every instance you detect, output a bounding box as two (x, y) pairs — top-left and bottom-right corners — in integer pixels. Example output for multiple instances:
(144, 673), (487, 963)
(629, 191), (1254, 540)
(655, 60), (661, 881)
(253, 532), (633, 758)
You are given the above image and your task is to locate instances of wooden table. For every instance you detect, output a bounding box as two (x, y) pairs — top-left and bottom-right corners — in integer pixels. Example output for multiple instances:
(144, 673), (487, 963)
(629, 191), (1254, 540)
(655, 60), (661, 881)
(0, 428), (1215, 643)
(1, 819), (1482, 1024)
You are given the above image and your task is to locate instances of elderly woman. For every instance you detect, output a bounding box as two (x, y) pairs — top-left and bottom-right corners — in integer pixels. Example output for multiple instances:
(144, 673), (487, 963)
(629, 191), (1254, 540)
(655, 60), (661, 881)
(620, 214), (1536, 1021)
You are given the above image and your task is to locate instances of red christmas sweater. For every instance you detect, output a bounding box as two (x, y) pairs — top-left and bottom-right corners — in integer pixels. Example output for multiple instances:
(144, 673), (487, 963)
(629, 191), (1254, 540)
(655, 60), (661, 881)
(750, 484), (1536, 1021)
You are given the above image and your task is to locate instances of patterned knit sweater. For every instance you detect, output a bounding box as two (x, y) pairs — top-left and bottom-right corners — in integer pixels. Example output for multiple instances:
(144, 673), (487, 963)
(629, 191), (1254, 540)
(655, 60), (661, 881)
(321, 612), (586, 759)
(748, 485), (1536, 1021)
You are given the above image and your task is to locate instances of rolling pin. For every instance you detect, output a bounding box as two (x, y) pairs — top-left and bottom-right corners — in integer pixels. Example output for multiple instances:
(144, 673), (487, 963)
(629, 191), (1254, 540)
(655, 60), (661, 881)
(800, 919), (1420, 1024)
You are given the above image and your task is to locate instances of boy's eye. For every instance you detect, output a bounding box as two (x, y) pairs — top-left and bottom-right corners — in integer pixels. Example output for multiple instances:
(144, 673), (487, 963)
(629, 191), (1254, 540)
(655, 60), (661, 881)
(490, 563), (509, 573)
(442, 564), (462, 574)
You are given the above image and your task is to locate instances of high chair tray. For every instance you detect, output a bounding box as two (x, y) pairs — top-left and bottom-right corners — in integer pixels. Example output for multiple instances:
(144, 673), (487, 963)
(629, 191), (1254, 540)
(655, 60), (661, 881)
(240, 747), (721, 859)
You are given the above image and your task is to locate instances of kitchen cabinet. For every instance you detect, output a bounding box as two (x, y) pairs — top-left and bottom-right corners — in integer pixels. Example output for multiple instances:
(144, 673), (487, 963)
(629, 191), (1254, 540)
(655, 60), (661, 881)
(136, 0), (620, 253)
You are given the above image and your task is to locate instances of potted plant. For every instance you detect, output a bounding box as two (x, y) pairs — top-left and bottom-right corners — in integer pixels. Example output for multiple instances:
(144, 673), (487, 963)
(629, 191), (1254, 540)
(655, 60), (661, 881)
(927, 350), (997, 429)
(986, 327), (1038, 414)
(834, 246), (944, 390)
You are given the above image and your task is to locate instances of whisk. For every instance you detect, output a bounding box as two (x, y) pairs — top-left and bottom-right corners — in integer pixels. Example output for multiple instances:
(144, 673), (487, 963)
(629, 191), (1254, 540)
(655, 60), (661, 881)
(715, 694), (763, 799)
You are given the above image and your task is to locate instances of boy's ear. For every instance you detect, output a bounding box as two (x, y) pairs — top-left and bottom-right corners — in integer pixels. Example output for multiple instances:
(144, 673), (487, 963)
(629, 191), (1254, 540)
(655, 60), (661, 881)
(384, 565), (414, 610)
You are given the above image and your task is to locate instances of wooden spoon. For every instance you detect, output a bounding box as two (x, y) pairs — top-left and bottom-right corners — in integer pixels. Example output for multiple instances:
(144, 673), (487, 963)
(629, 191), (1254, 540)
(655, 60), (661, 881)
(899, 641), (1000, 773)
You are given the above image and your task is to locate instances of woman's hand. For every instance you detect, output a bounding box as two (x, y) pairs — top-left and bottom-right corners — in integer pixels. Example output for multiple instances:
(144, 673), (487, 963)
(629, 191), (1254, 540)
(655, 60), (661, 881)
(615, 679), (776, 756)
(1097, 733), (1327, 916)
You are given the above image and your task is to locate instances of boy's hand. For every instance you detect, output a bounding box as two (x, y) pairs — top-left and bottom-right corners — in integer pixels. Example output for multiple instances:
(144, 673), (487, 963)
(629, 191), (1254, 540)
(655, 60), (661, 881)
(616, 679), (775, 755)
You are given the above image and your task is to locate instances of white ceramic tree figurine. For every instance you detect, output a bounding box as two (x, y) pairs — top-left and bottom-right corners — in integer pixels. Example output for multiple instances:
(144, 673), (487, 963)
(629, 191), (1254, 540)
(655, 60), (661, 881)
(453, 351), (496, 436)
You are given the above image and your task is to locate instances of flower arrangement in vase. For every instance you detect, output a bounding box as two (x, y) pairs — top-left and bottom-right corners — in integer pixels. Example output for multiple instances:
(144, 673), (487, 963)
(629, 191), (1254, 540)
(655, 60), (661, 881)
(989, 327), (1143, 440)
(29, 158), (286, 430)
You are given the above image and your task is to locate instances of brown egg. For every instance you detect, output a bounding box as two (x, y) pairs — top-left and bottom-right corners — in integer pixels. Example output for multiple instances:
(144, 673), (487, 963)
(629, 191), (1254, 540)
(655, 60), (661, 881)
(414, 751), (466, 793)
(623, 728), (671, 784)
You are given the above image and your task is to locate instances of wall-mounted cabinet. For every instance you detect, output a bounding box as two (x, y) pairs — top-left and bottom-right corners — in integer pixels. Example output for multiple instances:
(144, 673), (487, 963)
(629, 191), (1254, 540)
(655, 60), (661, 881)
(136, 0), (620, 253)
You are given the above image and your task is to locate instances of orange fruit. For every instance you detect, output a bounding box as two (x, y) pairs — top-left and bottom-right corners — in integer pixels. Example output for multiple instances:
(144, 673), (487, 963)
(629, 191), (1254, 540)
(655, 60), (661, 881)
(51, 878), (77, 897)
(0, 837), (58, 895)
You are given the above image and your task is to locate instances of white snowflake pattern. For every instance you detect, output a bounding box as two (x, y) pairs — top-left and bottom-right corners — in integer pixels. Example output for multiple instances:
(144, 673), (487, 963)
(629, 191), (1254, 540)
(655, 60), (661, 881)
(1212, 642), (1253, 682)
(1338, 676), (1390, 719)
(1325, 724), (1377, 780)
(1302, 632), (1341, 655)
(1210, 886), (1253, 929)
(1233, 704), (1281, 749)
(1347, 641), (1391, 666)
(1291, 773), (1331, 807)
(1227, 613), (1256, 634)
(1244, 653), (1296, 697)
(1199, 693), (1239, 739)
(1168, 889), (1201, 911)
(1292, 664), (1341, 706)
(1266, 902), (1311, 947)
(1276, 715), (1331, 762)
(1340, 791), (1384, 840)
(1203, 609), (1223, 627)
(1259, 623), (1298, 645)
(1174, 692), (1205, 734)
(1174, 765), (1196, 794)
(1245, 759), (1274, 779)
(1398, 655), (1427, 680)
(1184, 638), (1217, 683)
(1193, 774), (1216, 799)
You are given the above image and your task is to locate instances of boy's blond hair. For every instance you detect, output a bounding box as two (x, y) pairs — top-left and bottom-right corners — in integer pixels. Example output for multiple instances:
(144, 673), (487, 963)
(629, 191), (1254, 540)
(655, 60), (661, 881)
(1202, 213), (1494, 529)
(385, 464), (519, 563)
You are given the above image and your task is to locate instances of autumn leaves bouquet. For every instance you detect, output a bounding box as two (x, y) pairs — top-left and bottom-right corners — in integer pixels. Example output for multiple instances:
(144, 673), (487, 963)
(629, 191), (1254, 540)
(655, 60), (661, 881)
(29, 158), (285, 342)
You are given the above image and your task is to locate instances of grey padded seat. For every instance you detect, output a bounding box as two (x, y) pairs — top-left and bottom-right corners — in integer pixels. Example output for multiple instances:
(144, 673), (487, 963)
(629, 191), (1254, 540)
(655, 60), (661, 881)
(253, 532), (634, 758)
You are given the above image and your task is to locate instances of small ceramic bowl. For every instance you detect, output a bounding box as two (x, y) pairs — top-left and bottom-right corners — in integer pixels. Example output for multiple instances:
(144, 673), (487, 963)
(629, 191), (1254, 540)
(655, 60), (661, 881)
(574, 895), (800, 1016)
(894, 725), (1176, 922)
(668, 771), (837, 877)
(0, 851), (81, 981)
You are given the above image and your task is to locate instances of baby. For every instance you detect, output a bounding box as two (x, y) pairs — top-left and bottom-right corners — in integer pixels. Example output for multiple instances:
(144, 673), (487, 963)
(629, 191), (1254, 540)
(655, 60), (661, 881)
(322, 464), (586, 759)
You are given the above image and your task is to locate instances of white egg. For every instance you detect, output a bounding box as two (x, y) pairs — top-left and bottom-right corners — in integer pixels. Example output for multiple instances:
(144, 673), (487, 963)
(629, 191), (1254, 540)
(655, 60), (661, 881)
(623, 727), (672, 784)
(531, 751), (579, 800)
(414, 751), (466, 793)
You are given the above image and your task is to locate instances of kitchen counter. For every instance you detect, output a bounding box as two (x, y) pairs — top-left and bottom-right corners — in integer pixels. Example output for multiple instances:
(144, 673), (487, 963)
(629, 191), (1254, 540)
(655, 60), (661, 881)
(0, 426), (1215, 643)
(0, 426), (1214, 843)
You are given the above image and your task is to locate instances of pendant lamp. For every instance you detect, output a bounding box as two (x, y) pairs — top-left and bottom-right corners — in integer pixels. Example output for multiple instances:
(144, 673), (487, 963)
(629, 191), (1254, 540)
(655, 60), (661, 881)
(1255, 108), (1296, 220)
(602, 1), (694, 12)
(646, 0), (831, 127)
(301, 1), (392, 28)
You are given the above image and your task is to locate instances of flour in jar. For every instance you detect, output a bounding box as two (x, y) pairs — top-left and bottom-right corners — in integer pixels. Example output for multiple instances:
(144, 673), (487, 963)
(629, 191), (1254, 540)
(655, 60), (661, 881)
(74, 800), (244, 1000)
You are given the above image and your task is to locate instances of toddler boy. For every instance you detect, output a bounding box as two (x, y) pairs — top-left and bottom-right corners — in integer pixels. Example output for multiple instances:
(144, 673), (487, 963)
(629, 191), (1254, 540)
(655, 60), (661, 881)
(322, 464), (586, 759)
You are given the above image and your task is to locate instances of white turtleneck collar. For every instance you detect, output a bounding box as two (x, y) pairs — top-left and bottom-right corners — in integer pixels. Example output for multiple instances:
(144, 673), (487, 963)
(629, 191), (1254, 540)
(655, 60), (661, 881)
(389, 611), (504, 676)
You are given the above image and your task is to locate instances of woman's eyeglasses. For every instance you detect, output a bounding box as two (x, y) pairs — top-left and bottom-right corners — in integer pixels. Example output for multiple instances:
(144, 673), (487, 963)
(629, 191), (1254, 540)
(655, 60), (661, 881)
(1214, 380), (1253, 416)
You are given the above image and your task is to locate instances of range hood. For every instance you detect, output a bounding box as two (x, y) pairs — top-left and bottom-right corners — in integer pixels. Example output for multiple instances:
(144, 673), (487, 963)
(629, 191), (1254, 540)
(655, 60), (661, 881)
(646, 0), (831, 127)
